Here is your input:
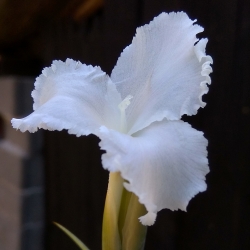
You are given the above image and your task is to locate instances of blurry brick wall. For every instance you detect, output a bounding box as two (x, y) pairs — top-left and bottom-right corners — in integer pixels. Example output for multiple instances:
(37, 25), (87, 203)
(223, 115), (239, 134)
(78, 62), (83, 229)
(0, 77), (44, 250)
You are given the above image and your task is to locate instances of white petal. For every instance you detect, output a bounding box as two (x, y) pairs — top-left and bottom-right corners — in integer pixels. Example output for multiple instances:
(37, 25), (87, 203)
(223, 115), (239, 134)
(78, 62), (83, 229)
(111, 12), (213, 135)
(99, 120), (209, 225)
(139, 212), (157, 226)
(12, 59), (121, 136)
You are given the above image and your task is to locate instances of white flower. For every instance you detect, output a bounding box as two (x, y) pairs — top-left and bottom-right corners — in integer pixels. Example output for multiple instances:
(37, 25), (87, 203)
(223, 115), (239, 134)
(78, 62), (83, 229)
(11, 12), (212, 226)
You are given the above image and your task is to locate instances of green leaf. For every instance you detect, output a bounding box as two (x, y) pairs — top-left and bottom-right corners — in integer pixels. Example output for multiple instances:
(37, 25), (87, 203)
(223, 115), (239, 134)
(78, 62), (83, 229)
(53, 222), (90, 250)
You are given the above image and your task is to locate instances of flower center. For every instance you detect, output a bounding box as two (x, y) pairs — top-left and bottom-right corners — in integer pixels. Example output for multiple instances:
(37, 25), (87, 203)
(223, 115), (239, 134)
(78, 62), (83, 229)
(118, 95), (133, 133)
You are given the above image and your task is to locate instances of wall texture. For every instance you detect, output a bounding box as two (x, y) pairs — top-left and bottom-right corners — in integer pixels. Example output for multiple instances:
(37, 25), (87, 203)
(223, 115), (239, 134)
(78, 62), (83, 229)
(0, 77), (44, 250)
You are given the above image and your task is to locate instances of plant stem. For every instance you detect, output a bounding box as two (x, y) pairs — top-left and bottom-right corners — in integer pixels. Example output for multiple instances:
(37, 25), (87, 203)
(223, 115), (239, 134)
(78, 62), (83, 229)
(118, 187), (132, 238)
(102, 172), (147, 250)
(102, 172), (124, 250)
(121, 192), (147, 250)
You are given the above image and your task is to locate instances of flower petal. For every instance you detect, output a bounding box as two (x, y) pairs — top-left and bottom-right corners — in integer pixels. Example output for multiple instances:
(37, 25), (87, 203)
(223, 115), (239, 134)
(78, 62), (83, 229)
(11, 59), (122, 136)
(99, 120), (209, 225)
(111, 12), (213, 135)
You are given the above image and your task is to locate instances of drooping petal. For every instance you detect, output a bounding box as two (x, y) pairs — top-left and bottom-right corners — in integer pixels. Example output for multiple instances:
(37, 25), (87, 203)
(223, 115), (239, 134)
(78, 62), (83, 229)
(111, 12), (213, 135)
(99, 120), (209, 225)
(12, 59), (122, 136)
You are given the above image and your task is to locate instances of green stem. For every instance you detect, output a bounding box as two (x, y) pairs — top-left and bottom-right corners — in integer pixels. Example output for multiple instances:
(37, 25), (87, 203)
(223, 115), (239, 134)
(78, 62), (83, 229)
(102, 172), (147, 250)
(121, 192), (147, 250)
(102, 172), (124, 250)
(118, 187), (132, 238)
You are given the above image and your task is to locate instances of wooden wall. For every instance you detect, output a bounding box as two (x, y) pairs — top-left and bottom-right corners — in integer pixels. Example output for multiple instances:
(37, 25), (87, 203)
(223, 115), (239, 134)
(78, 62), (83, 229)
(0, 77), (45, 250)
(1, 0), (250, 249)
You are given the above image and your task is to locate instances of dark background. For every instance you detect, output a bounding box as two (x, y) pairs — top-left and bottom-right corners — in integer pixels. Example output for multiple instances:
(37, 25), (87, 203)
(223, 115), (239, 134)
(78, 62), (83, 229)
(0, 0), (250, 249)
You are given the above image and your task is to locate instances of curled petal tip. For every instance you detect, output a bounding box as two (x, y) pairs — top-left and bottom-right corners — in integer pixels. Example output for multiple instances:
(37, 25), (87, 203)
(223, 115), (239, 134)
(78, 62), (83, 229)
(139, 212), (157, 226)
(11, 118), (37, 133)
(42, 68), (48, 77)
(51, 64), (57, 73)
(65, 58), (71, 65)
(75, 61), (81, 69)
(11, 118), (22, 130)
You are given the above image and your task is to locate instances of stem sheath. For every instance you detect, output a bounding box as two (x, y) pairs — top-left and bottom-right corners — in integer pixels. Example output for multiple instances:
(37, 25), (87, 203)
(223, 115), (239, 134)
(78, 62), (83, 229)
(121, 192), (147, 250)
(102, 172), (147, 250)
(102, 172), (124, 250)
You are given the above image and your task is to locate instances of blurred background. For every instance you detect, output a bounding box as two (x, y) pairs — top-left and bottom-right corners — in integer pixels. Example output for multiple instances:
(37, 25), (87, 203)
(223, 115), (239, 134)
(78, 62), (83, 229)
(0, 0), (250, 249)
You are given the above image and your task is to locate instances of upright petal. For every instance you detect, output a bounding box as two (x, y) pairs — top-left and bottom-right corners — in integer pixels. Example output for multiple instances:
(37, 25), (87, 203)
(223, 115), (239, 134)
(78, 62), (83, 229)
(12, 59), (122, 136)
(111, 12), (213, 135)
(99, 120), (209, 225)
